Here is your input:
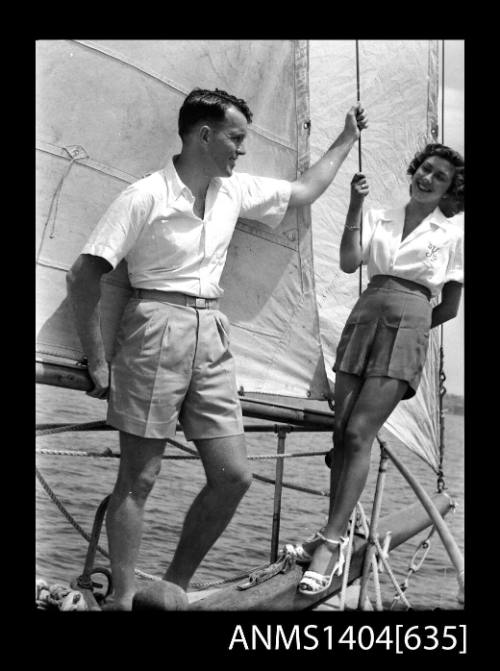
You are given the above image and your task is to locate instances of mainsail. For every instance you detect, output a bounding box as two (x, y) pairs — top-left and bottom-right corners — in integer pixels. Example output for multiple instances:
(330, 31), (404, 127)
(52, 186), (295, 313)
(36, 39), (448, 470)
(36, 40), (328, 400)
(308, 40), (443, 471)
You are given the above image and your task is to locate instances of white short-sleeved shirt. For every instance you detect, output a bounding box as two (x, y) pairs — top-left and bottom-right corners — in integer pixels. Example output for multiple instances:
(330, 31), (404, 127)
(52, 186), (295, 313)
(82, 157), (292, 298)
(362, 206), (464, 296)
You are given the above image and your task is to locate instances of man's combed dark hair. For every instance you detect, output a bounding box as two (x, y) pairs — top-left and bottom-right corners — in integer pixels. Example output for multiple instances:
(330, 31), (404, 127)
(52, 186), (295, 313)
(407, 143), (465, 216)
(178, 88), (253, 139)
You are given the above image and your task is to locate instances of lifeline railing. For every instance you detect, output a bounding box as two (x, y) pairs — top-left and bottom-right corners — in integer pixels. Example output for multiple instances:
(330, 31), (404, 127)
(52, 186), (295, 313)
(36, 407), (464, 608)
(36, 360), (464, 607)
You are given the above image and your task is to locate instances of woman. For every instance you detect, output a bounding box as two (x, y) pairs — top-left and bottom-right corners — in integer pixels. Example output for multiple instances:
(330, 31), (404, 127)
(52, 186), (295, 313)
(286, 143), (464, 596)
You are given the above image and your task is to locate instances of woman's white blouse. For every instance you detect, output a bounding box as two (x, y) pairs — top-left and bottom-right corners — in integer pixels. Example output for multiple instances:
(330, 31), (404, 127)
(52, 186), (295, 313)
(362, 206), (464, 296)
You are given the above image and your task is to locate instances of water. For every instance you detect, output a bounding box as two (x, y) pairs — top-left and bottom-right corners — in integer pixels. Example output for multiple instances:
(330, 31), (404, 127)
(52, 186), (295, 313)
(36, 385), (464, 610)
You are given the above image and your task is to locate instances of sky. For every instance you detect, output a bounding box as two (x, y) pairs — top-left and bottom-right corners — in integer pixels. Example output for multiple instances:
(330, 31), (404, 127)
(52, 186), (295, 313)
(441, 40), (464, 396)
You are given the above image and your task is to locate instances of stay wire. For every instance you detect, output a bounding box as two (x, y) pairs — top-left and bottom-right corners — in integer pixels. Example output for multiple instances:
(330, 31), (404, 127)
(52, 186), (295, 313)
(438, 39), (446, 481)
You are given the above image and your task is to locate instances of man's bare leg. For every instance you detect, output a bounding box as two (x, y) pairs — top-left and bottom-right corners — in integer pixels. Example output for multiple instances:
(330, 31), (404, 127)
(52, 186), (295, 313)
(164, 433), (251, 590)
(105, 431), (166, 610)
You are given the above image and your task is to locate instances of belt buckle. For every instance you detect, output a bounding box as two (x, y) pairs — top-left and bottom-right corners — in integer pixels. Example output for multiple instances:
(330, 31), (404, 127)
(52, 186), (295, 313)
(195, 297), (207, 309)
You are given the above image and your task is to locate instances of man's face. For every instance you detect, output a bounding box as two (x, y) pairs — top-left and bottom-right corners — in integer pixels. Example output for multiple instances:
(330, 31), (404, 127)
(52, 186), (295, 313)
(207, 106), (248, 177)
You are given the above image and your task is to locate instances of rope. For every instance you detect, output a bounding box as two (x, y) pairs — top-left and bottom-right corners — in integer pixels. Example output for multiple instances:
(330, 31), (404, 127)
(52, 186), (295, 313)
(371, 546), (383, 611)
(35, 462), (289, 591)
(36, 148), (87, 264)
(35, 459), (326, 592)
(355, 40), (363, 174)
(36, 446), (327, 460)
(37, 419), (332, 592)
(355, 502), (383, 609)
(373, 536), (411, 609)
(36, 420), (109, 437)
(437, 39), (447, 490)
(190, 562), (273, 591)
(36, 448), (330, 499)
(339, 508), (357, 610)
(357, 441), (388, 611)
(355, 502), (412, 609)
(355, 39), (363, 298)
(35, 466), (158, 582)
(36, 448), (195, 459)
(35, 424), (448, 599)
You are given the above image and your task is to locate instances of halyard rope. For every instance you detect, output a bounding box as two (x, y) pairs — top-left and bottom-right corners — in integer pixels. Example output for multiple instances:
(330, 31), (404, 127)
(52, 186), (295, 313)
(355, 39), (363, 298)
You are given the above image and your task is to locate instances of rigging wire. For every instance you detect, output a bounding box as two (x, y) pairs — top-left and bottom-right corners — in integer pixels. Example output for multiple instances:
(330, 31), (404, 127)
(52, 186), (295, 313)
(438, 39), (447, 488)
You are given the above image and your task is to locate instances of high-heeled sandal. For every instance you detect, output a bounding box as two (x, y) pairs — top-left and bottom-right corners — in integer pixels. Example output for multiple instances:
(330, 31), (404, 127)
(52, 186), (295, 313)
(298, 534), (348, 596)
(281, 528), (326, 565)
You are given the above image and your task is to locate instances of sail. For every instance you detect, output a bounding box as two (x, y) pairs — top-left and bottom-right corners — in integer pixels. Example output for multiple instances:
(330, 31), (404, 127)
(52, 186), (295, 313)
(36, 40), (446, 470)
(308, 40), (443, 470)
(36, 39), (329, 399)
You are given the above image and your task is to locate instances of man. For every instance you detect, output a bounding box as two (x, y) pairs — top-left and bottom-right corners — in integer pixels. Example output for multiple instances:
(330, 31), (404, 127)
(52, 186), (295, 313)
(67, 87), (367, 610)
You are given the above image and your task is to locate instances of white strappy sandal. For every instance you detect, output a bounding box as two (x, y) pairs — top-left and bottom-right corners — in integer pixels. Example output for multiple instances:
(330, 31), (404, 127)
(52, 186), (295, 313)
(282, 528), (326, 565)
(298, 533), (348, 596)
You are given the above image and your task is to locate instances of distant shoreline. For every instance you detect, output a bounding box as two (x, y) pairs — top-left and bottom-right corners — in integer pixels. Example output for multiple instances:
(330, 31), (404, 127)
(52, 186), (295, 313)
(443, 393), (464, 415)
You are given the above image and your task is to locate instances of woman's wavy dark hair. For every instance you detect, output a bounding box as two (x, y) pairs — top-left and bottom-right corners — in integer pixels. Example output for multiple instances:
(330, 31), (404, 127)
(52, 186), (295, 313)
(178, 88), (253, 139)
(407, 143), (465, 216)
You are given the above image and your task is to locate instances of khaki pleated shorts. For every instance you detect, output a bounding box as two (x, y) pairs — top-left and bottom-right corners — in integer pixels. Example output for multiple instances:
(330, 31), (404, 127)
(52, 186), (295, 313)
(333, 275), (433, 399)
(107, 297), (244, 440)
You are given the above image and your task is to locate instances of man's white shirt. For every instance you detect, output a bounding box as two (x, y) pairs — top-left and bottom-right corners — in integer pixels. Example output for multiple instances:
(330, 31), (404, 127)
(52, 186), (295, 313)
(82, 157), (291, 298)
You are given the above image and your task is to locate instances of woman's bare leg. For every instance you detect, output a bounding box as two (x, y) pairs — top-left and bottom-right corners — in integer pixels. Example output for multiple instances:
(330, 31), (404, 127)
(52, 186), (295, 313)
(301, 372), (362, 556)
(305, 376), (408, 577)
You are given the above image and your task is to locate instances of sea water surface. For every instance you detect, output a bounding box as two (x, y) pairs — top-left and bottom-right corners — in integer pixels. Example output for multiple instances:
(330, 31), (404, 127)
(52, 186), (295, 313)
(36, 385), (464, 610)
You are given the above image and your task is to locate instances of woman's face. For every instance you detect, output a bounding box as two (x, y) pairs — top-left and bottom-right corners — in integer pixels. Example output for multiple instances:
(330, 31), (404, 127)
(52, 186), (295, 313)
(410, 155), (456, 207)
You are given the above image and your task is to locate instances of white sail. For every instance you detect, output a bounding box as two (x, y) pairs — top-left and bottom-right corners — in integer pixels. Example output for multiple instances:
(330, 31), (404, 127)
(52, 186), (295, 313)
(308, 40), (443, 471)
(36, 39), (329, 399)
(36, 39), (447, 469)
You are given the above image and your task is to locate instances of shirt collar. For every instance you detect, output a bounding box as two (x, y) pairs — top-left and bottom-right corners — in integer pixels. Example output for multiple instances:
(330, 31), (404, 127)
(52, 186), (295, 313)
(426, 206), (451, 229)
(163, 156), (191, 201)
(163, 156), (223, 202)
(381, 205), (450, 229)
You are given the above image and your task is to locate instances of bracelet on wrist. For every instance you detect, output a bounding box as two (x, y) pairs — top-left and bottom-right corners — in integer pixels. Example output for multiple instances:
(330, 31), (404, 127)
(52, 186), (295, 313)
(344, 225), (361, 231)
